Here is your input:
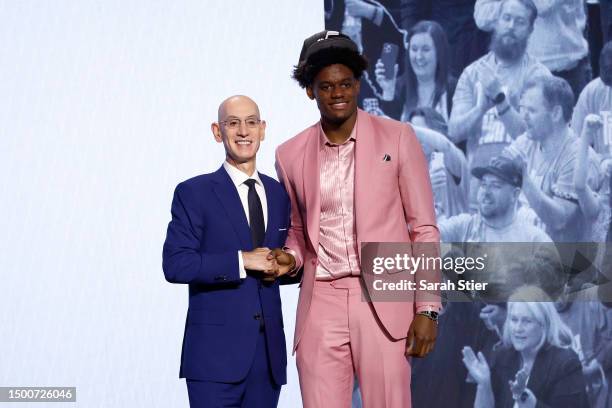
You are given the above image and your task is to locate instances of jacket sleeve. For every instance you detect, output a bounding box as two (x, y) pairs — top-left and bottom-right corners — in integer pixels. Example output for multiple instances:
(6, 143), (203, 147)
(275, 148), (306, 271)
(162, 182), (241, 285)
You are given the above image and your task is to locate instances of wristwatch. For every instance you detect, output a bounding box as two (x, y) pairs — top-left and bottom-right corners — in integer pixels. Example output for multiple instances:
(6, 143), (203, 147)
(417, 310), (439, 323)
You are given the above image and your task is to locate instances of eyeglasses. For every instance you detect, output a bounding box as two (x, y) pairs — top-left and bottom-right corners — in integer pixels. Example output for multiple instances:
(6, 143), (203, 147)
(220, 117), (262, 129)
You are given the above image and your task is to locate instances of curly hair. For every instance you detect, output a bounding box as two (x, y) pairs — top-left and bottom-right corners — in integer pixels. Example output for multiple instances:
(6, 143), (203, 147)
(292, 47), (368, 88)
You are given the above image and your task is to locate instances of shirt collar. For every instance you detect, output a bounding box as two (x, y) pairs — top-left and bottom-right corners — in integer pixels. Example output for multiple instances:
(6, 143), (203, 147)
(318, 118), (358, 149)
(223, 161), (263, 188)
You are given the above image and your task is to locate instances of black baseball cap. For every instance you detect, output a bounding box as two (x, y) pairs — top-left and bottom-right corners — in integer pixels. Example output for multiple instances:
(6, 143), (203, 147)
(472, 155), (523, 187)
(298, 30), (359, 65)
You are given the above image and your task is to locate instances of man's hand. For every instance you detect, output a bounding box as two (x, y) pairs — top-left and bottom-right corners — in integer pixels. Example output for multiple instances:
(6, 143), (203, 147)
(429, 162), (447, 193)
(405, 314), (437, 358)
(374, 59), (398, 101)
(478, 61), (503, 101)
(267, 248), (296, 277)
(243, 247), (278, 282)
(582, 114), (604, 150)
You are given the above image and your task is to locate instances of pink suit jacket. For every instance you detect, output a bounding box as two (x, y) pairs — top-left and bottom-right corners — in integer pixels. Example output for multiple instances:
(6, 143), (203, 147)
(275, 109), (441, 351)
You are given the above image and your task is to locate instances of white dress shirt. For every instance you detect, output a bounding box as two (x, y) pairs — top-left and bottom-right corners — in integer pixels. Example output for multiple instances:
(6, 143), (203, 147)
(223, 161), (268, 279)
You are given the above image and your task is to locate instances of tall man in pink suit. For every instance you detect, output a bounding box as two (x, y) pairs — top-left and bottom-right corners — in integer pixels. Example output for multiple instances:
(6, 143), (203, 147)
(271, 31), (441, 407)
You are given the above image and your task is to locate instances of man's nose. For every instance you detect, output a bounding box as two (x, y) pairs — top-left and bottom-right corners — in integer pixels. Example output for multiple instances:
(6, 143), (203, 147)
(331, 85), (345, 98)
(237, 121), (249, 135)
(505, 19), (518, 33)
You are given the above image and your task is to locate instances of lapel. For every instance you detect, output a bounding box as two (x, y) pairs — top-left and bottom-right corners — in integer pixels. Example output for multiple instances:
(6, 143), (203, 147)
(302, 126), (321, 253)
(354, 109), (378, 262)
(211, 166), (252, 250)
(260, 174), (278, 248)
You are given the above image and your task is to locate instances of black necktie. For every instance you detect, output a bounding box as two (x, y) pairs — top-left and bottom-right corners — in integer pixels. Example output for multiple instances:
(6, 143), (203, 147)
(244, 179), (265, 247)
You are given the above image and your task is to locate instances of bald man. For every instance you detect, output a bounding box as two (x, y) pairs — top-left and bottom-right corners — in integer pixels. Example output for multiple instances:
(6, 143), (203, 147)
(162, 95), (291, 407)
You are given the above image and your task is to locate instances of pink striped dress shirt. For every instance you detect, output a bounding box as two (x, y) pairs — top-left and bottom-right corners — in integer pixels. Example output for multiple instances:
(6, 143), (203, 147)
(315, 124), (361, 280)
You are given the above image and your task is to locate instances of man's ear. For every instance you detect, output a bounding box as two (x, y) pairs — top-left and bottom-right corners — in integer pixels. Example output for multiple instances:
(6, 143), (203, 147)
(259, 120), (266, 141)
(355, 78), (361, 94)
(552, 105), (563, 123)
(211, 122), (223, 143)
(306, 86), (315, 100)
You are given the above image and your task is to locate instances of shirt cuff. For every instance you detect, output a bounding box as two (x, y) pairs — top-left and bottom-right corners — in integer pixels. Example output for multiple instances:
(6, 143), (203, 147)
(238, 250), (247, 279)
(283, 247), (302, 277)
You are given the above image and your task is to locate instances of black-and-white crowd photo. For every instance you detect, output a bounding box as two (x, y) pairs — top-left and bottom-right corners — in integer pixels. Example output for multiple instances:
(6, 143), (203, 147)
(325, 0), (612, 406)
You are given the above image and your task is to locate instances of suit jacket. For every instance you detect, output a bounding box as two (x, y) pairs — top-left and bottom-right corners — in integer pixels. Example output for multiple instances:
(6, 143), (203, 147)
(275, 109), (441, 351)
(162, 166), (290, 385)
(491, 344), (589, 408)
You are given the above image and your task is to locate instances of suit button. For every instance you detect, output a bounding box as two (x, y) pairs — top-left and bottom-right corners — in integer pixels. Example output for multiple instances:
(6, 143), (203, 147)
(311, 259), (317, 265)
(253, 313), (262, 320)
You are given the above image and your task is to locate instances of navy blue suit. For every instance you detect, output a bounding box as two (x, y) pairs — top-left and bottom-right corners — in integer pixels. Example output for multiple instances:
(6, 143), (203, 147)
(162, 166), (290, 407)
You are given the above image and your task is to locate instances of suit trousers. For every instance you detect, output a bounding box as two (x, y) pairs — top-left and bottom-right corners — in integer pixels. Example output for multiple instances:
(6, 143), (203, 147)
(186, 329), (281, 408)
(296, 276), (411, 408)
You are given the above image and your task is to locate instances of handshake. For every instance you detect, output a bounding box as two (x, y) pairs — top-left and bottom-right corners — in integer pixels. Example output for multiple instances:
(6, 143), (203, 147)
(242, 248), (296, 282)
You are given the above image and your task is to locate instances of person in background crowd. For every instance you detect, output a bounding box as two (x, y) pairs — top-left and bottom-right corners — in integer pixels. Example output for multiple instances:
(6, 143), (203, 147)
(375, 20), (456, 122)
(475, 0), (592, 99)
(450, 0), (550, 208)
(409, 107), (469, 219)
(399, 0), (491, 79)
(556, 276), (610, 407)
(572, 41), (612, 270)
(439, 155), (551, 243)
(505, 75), (603, 242)
(574, 114), (610, 244)
(463, 286), (590, 408)
(414, 153), (557, 408)
(573, 114), (611, 294)
(573, 41), (612, 154)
